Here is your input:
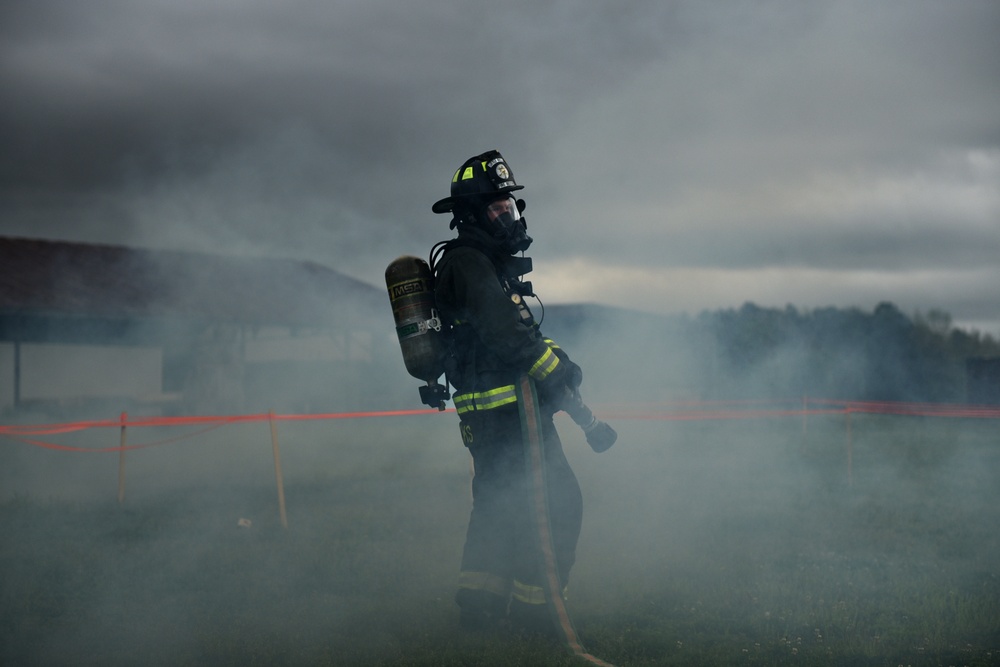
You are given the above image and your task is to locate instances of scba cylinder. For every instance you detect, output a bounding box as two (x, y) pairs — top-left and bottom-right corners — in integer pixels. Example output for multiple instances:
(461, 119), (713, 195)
(385, 255), (445, 385)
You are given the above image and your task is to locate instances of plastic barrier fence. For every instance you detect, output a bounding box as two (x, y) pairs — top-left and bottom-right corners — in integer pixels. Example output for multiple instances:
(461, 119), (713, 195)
(2, 398), (997, 516)
(2, 398), (998, 452)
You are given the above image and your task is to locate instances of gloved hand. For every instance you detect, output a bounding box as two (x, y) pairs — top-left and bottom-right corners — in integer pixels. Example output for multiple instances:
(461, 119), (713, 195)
(550, 348), (583, 390)
(564, 359), (583, 390)
(535, 363), (574, 412)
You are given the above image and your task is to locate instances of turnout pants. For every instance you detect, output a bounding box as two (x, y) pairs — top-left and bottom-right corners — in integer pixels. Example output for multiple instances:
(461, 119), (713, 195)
(455, 403), (583, 629)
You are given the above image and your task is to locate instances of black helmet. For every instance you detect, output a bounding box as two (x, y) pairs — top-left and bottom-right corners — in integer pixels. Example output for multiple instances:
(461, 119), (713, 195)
(432, 149), (524, 215)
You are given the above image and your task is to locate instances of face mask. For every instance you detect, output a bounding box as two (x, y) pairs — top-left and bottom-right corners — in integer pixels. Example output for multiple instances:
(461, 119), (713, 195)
(484, 196), (532, 253)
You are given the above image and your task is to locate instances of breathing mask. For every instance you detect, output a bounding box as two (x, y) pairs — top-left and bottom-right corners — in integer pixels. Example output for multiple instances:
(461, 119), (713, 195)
(482, 196), (532, 253)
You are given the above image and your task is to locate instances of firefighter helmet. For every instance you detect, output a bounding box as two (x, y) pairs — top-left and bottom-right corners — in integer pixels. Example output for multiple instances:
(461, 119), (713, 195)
(432, 150), (524, 215)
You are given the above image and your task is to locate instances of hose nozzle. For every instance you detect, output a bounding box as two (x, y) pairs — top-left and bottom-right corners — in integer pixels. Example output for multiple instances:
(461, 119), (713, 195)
(581, 416), (618, 453)
(561, 388), (617, 453)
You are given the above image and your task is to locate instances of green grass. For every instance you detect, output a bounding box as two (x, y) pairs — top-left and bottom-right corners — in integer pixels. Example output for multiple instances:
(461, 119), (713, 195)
(1, 415), (998, 665)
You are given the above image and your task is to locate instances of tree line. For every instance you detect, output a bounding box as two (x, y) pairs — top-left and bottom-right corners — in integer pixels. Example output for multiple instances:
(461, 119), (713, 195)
(546, 301), (1000, 404)
(700, 301), (1000, 402)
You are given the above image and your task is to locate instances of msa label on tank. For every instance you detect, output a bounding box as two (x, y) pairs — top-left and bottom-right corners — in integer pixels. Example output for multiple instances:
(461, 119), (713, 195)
(389, 279), (427, 300)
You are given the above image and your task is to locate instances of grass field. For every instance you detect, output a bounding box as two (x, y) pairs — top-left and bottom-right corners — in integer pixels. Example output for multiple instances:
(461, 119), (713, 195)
(1, 412), (998, 666)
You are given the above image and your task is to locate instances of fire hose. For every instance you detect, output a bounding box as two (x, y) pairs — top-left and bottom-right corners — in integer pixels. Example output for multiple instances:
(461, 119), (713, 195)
(518, 376), (617, 666)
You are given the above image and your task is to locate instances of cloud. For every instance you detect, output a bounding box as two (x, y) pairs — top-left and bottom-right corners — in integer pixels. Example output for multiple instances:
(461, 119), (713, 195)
(536, 259), (1000, 330)
(0, 0), (998, 333)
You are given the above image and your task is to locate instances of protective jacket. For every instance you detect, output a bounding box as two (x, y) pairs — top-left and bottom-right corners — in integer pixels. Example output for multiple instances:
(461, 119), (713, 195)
(434, 226), (571, 412)
(433, 224), (583, 632)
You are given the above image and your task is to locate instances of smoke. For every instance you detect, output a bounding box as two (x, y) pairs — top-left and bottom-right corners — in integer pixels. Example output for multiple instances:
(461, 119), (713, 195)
(2, 2), (998, 661)
(3, 290), (999, 664)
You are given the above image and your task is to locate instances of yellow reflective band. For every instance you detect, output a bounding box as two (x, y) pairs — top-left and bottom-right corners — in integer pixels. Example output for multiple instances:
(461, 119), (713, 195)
(511, 579), (547, 605)
(453, 385), (518, 413)
(452, 168), (461, 183)
(528, 347), (560, 380)
(512, 580), (568, 605)
(453, 393), (475, 413)
(461, 166), (475, 181)
(543, 338), (561, 350)
(459, 571), (511, 597)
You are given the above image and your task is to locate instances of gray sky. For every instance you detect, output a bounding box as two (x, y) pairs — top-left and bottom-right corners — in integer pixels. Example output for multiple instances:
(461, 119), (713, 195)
(2, 0), (998, 334)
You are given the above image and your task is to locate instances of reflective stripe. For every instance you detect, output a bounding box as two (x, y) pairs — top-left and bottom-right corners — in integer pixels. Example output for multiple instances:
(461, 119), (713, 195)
(459, 571), (511, 597)
(511, 579), (570, 605)
(511, 579), (546, 605)
(453, 385), (517, 414)
(542, 337), (560, 350)
(454, 161), (487, 183)
(453, 348), (559, 413)
(528, 346), (560, 381)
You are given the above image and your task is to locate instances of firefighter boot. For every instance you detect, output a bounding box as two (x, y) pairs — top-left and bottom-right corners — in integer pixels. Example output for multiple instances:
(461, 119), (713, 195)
(508, 598), (560, 641)
(456, 589), (509, 633)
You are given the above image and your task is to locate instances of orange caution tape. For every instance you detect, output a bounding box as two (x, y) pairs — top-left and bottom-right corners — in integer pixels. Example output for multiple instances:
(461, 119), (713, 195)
(0, 408), (451, 451)
(1, 400), (997, 453)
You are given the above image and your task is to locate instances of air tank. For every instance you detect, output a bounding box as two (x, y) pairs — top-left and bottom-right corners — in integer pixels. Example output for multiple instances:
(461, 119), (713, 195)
(385, 255), (449, 409)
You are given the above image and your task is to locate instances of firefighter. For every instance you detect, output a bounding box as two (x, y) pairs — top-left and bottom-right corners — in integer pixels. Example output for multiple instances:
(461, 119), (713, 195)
(429, 149), (585, 635)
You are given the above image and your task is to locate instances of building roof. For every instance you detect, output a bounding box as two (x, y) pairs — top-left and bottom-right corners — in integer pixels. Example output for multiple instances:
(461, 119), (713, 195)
(0, 236), (384, 330)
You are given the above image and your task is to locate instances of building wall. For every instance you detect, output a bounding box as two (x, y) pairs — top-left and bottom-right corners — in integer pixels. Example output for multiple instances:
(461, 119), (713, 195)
(1, 342), (163, 413)
(1, 326), (407, 418)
